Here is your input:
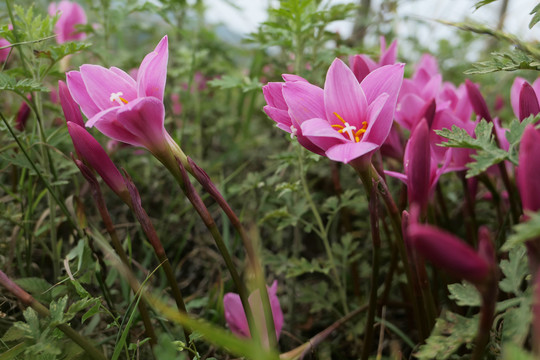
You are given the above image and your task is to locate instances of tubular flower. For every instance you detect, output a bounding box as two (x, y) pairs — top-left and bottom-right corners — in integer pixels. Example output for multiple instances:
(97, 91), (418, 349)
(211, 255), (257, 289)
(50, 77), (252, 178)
(223, 281), (284, 348)
(265, 58), (404, 164)
(48, 1), (87, 43)
(66, 36), (169, 154)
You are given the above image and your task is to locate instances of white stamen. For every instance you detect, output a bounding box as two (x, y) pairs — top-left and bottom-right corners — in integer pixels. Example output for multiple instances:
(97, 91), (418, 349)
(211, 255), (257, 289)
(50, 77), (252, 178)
(110, 92), (125, 106)
(342, 122), (357, 141)
(290, 125), (298, 139)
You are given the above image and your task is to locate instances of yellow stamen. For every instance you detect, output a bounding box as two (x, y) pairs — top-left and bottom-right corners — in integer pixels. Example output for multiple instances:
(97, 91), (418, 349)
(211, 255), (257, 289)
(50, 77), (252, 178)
(333, 112), (346, 124)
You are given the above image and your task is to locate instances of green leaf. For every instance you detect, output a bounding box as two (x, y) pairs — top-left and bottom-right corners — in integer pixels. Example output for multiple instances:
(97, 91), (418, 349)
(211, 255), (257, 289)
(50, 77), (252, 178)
(2, 326), (26, 342)
(49, 296), (68, 326)
(65, 297), (100, 323)
(13, 277), (53, 303)
(502, 344), (535, 360)
(0, 74), (48, 93)
(499, 247), (528, 295)
(448, 282), (482, 307)
(501, 299), (532, 346)
(35, 42), (90, 63)
(82, 302), (101, 324)
(415, 311), (478, 360)
(474, 0), (498, 10)
(502, 211), (540, 252)
(529, 3), (540, 28)
(286, 257), (330, 278)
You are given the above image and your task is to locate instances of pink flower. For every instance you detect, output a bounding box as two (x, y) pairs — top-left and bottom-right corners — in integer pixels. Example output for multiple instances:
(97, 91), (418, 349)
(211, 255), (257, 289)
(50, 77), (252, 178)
(511, 77), (540, 121)
(223, 281), (284, 347)
(48, 1), (87, 43)
(0, 37), (11, 62)
(265, 58), (404, 164)
(408, 224), (490, 285)
(66, 36), (170, 153)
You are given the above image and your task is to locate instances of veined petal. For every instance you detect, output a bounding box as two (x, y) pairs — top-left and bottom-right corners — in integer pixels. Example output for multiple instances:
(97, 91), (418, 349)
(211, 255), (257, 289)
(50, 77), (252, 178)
(87, 107), (143, 147)
(66, 70), (100, 119)
(262, 82), (287, 110)
(263, 106), (292, 128)
(360, 63), (404, 142)
(362, 93), (389, 144)
(300, 118), (347, 151)
(116, 97), (167, 151)
(324, 58), (368, 128)
(325, 141), (379, 163)
(380, 38), (398, 66)
(110, 66), (137, 88)
(283, 81), (325, 124)
(80, 64), (138, 111)
(137, 35), (168, 101)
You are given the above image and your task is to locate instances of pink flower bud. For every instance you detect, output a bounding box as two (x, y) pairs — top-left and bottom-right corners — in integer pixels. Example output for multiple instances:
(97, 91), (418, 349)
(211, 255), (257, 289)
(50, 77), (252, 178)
(517, 125), (540, 213)
(223, 281), (284, 348)
(48, 1), (87, 43)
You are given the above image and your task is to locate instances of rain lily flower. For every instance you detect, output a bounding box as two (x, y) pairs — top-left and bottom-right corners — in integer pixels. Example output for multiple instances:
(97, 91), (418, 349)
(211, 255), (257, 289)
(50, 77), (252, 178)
(408, 224), (490, 285)
(223, 280), (283, 347)
(48, 1), (87, 43)
(511, 77), (540, 121)
(66, 36), (171, 155)
(264, 58), (404, 164)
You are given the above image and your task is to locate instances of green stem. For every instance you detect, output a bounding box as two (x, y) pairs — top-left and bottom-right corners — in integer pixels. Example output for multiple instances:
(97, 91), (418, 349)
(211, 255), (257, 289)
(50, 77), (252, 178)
(297, 148), (349, 314)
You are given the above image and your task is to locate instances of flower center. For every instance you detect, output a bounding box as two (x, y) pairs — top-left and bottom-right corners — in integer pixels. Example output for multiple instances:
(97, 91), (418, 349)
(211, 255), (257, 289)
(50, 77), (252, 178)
(290, 124), (298, 139)
(331, 112), (368, 142)
(110, 92), (129, 106)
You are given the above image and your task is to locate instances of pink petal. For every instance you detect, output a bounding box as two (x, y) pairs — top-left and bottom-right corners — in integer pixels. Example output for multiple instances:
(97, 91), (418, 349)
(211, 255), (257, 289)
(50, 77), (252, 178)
(59, 80), (85, 127)
(360, 63), (405, 142)
(465, 79), (492, 122)
(262, 82), (287, 110)
(80, 64), (138, 111)
(405, 119), (431, 212)
(110, 67), (137, 88)
(511, 77), (527, 119)
(282, 81), (325, 124)
(137, 35), (168, 101)
(380, 38), (398, 66)
(517, 125), (540, 212)
(384, 170), (407, 184)
(281, 74), (308, 82)
(519, 82), (540, 121)
(116, 97), (167, 150)
(223, 293), (250, 338)
(86, 107), (143, 147)
(267, 280), (283, 338)
(263, 106), (292, 129)
(324, 58), (368, 129)
(66, 70), (100, 119)
(325, 141), (379, 163)
(350, 54), (376, 83)
(395, 93), (426, 130)
(362, 93), (389, 144)
(300, 118), (347, 151)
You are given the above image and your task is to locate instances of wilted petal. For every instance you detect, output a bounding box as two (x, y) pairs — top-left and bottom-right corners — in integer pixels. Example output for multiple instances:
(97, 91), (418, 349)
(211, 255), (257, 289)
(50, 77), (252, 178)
(137, 35), (168, 101)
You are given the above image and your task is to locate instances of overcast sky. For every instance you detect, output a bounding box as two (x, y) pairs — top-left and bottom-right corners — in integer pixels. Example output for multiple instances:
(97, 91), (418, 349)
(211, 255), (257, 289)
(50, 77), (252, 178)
(204, 0), (540, 42)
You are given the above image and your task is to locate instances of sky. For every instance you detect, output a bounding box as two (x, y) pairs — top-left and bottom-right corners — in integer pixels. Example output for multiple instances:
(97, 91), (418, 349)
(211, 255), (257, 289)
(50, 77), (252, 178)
(204, 0), (540, 43)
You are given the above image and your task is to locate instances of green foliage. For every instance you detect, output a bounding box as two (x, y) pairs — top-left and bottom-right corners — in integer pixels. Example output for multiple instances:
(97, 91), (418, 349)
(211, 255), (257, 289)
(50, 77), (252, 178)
(465, 50), (540, 74)
(0, 73), (48, 94)
(448, 282), (482, 307)
(415, 311), (478, 360)
(499, 247), (528, 296)
(530, 3), (540, 28)
(503, 211), (540, 251)
(473, 0), (498, 10)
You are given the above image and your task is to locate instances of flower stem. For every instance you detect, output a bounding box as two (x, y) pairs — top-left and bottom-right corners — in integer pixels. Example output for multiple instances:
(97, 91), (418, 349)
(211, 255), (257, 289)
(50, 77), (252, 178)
(0, 270), (107, 360)
(297, 148), (349, 314)
(361, 180), (381, 360)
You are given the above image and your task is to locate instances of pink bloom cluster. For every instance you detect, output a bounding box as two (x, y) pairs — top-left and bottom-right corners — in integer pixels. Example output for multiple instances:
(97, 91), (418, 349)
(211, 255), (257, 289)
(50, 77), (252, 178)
(48, 1), (87, 43)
